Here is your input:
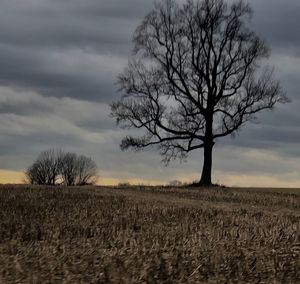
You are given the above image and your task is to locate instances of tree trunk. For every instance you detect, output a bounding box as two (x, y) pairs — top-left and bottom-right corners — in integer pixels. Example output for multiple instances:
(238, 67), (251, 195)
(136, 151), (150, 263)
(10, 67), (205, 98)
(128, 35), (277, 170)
(199, 141), (214, 187)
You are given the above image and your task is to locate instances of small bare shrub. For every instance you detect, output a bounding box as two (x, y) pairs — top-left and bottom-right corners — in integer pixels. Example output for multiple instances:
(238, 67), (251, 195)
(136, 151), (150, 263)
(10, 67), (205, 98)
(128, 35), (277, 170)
(26, 149), (98, 186)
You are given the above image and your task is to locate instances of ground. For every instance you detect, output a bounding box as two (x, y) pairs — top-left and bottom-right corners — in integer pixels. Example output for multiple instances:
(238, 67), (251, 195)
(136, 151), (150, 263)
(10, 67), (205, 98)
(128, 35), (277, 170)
(0, 185), (299, 283)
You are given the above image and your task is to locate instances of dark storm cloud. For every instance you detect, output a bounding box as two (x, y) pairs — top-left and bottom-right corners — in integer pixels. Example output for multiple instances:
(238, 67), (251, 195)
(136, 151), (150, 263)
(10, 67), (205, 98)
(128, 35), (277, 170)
(0, 0), (150, 49)
(252, 0), (300, 55)
(0, 41), (124, 102)
(0, 0), (152, 102)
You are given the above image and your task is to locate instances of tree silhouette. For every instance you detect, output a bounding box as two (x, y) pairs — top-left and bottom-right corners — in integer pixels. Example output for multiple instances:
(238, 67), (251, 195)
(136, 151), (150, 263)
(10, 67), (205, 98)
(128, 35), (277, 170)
(76, 155), (98, 186)
(111, 0), (288, 186)
(60, 152), (78, 186)
(26, 149), (98, 186)
(26, 149), (62, 186)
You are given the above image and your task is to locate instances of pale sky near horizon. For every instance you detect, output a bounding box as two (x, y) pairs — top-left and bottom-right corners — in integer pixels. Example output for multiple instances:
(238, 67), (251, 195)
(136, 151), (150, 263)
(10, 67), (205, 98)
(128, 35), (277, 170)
(0, 0), (300, 187)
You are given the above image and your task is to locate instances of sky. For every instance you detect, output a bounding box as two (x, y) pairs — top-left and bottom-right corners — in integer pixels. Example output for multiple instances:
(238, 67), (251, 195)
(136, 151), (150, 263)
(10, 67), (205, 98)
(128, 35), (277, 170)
(0, 0), (299, 187)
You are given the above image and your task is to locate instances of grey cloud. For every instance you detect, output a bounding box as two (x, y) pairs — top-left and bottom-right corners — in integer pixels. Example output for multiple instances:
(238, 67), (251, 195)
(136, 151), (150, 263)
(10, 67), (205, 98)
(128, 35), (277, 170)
(0, 91), (115, 160)
(0, 44), (125, 102)
(0, 0), (150, 50)
(0, 88), (113, 126)
(213, 147), (300, 176)
(0, 0), (299, 185)
(0, 0), (151, 103)
(252, 0), (300, 56)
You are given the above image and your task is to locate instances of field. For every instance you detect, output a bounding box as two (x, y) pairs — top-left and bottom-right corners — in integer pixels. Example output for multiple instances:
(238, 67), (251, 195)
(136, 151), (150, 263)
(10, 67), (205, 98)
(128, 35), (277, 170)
(0, 185), (299, 283)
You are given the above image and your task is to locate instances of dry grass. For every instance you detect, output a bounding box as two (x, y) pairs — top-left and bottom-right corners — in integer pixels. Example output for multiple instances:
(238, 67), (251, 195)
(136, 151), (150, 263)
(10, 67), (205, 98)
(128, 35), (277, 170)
(0, 184), (299, 283)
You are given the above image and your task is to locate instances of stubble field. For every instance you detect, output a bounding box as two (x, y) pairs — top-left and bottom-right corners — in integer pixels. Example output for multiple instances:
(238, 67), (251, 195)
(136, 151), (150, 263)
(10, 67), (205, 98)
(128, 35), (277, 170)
(0, 185), (299, 283)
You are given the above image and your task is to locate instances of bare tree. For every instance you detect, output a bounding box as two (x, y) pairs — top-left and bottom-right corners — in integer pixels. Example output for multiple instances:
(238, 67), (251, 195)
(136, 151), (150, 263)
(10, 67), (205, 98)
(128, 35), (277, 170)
(76, 155), (98, 185)
(111, 0), (288, 186)
(26, 149), (98, 186)
(26, 162), (47, 185)
(26, 149), (62, 185)
(60, 152), (78, 186)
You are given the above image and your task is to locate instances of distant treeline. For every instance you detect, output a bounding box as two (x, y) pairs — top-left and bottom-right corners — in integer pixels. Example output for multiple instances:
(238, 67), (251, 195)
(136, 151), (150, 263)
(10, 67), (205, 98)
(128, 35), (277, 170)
(25, 149), (98, 186)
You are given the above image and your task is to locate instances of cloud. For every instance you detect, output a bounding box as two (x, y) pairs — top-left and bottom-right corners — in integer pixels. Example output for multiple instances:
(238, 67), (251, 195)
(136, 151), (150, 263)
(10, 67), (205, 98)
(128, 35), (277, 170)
(0, 0), (153, 103)
(252, 0), (300, 56)
(0, 88), (118, 170)
(0, 0), (150, 50)
(0, 0), (299, 186)
(0, 45), (127, 102)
